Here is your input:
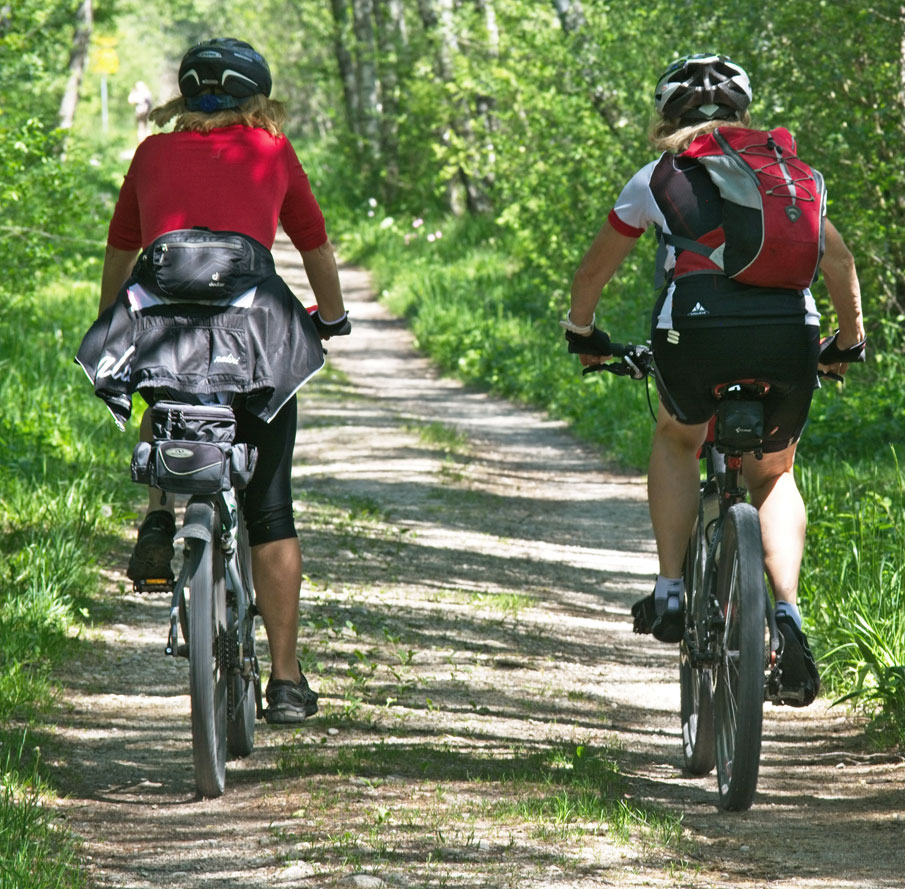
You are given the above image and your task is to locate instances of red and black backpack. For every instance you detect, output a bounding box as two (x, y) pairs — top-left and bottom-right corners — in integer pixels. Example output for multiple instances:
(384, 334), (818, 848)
(659, 126), (826, 291)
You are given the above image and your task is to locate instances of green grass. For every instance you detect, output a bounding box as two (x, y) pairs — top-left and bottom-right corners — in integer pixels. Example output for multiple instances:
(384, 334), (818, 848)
(278, 738), (686, 868)
(0, 734), (90, 889)
(407, 421), (470, 456)
(0, 272), (136, 886)
(797, 448), (905, 743)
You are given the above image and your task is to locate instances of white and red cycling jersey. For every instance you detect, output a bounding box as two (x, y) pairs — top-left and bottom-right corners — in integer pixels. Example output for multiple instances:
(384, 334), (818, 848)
(609, 153), (820, 331)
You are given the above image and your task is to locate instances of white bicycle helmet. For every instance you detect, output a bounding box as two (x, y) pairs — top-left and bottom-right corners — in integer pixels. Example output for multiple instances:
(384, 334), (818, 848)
(654, 53), (752, 123)
(178, 38), (272, 113)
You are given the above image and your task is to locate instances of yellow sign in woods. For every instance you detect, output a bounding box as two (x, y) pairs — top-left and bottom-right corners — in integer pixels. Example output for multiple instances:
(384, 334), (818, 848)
(91, 37), (119, 75)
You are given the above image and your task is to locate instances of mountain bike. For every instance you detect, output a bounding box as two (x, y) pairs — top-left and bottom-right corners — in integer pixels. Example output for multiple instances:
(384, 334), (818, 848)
(582, 342), (800, 811)
(130, 399), (262, 798)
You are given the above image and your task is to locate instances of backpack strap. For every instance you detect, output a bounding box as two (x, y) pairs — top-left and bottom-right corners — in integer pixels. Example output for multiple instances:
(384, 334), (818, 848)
(654, 225), (721, 289)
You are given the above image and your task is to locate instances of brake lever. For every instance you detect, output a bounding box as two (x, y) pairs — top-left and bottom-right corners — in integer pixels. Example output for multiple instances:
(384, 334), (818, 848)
(581, 361), (634, 378)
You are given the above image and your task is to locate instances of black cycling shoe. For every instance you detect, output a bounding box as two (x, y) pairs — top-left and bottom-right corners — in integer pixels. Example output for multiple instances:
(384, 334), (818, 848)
(631, 591), (684, 643)
(127, 510), (176, 583)
(264, 668), (319, 724)
(775, 614), (820, 707)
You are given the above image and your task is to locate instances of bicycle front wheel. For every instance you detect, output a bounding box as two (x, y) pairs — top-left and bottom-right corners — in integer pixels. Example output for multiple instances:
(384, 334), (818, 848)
(227, 505), (257, 758)
(186, 503), (228, 798)
(679, 506), (716, 776)
(713, 503), (767, 811)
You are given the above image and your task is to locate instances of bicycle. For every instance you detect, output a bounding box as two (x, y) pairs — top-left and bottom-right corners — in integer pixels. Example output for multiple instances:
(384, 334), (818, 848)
(581, 341), (804, 811)
(130, 398), (261, 799)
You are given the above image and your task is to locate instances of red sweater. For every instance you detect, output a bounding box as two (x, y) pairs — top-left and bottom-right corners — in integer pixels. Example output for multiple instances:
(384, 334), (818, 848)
(107, 125), (327, 253)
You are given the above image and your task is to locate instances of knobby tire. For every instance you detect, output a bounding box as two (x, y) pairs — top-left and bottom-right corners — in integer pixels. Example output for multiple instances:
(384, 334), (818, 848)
(680, 505), (716, 776)
(187, 506), (228, 798)
(714, 503), (767, 811)
(227, 505), (256, 758)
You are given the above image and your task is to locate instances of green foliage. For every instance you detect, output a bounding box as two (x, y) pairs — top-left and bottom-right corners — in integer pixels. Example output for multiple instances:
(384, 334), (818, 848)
(0, 280), (133, 720)
(797, 450), (905, 745)
(0, 735), (90, 889)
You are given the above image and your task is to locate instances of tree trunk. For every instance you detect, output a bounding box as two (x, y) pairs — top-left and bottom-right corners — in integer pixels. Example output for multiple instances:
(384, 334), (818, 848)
(551, 0), (586, 32)
(351, 0), (381, 154)
(418, 0), (493, 215)
(58, 0), (93, 130)
(551, 0), (623, 135)
(375, 0), (408, 198)
(330, 0), (360, 140)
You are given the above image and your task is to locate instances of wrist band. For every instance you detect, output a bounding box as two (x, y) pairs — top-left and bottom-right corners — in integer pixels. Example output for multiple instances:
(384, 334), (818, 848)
(559, 310), (595, 335)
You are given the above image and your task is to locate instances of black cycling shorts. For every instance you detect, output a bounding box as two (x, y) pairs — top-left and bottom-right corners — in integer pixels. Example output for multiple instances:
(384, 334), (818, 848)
(235, 396), (298, 546)
(652, 324), (820, 453)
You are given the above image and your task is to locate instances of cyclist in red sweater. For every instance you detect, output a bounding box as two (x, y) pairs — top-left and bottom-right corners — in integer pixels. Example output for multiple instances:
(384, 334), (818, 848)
(98, 39), (348, 724)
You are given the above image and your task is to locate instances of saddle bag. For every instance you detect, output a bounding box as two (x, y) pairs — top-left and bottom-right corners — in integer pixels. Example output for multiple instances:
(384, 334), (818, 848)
(715, 399), (764, 453)
(131, 402), (257, 494)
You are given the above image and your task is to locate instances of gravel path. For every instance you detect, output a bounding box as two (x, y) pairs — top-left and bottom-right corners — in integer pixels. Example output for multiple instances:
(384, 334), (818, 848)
(50, 239), (905, 888)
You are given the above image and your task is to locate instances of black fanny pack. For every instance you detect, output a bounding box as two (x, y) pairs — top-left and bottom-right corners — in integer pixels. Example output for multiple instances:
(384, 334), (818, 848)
(135, 228), (276, 300)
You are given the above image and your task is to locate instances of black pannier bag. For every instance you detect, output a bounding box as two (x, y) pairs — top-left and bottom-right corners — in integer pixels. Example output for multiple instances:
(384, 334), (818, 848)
(134, 228), (275, 300)
(131, 402), (257, 494)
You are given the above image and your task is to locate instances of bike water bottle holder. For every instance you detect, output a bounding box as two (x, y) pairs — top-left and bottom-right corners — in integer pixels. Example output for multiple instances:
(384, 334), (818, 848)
(130, 401), (257, 494)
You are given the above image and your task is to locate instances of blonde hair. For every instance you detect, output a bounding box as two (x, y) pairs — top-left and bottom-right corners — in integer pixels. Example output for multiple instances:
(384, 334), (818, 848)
(149, 93), (288, 136)
(649, 110), (752, 153)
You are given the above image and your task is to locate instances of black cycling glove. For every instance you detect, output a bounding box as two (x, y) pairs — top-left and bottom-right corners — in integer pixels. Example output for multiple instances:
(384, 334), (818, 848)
(819, 331), (866, 365)
(310, 310), (352, 339)
(564, 327), (612, 356)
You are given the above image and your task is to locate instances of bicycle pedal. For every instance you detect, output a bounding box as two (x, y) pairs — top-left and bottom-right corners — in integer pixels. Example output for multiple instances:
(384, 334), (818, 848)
(133, 577), (175, 593)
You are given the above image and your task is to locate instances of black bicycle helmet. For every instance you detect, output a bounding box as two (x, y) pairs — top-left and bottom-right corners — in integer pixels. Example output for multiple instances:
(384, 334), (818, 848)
(178, 38), (272, 112)
(654, 53), (752, 123)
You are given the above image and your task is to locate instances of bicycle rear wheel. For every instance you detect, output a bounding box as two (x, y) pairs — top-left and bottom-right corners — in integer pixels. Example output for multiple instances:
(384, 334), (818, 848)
(713, 502), (767, 811)
(227, 505), (256, 758)
(679, 503), (716, 775)
(186, 502), (228, 798)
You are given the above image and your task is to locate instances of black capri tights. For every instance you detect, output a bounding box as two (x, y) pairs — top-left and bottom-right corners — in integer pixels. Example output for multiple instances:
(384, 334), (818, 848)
(235, 396), (298, 546)
(652, 324), (820, 453)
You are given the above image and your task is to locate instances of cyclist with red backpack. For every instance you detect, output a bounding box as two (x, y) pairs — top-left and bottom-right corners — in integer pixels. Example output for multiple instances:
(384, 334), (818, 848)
(563, 54), (865, 706)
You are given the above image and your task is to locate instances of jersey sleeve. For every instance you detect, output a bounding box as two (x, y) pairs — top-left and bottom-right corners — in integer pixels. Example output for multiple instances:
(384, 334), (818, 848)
(106, 161), (144, 250)
(278, 138), (328, 252)
(608, 158), (663, 238)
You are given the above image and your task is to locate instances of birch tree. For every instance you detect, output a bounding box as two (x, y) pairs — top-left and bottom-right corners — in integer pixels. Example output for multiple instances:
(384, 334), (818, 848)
(58, 0), (93, 130)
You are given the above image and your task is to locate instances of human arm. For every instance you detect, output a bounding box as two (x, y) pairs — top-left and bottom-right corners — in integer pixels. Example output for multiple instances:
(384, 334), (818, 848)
(98, 244), (141, 316)
(818, 219), (866, 377)
(300, 238), (347, 327)
(567, 220), (640, 366)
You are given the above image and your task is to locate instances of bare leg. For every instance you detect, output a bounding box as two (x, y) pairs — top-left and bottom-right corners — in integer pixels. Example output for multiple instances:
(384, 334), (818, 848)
(647, 403), (709, 578)
(251, 538), (303, 683)
(742, 445), (804, 605)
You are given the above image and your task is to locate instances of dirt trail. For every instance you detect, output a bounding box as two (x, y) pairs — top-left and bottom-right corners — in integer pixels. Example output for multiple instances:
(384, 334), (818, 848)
(51, 239), (904, 888)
